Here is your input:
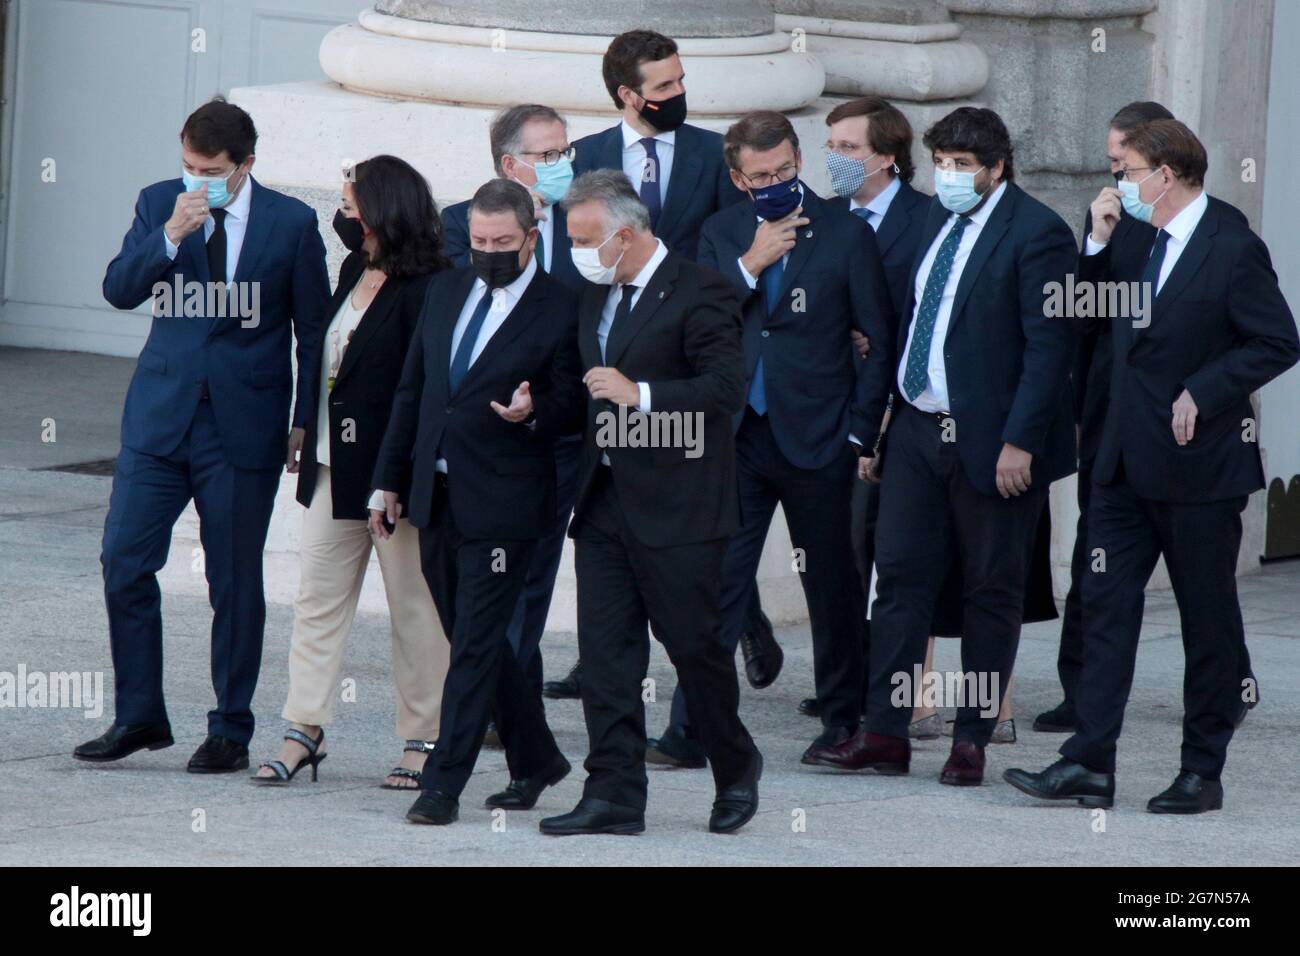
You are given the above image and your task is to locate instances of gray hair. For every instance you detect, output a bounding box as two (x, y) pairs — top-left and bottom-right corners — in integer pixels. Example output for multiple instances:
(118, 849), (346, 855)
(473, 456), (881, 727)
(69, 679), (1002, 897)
(489, 104), (567, 176)
(561, 169), (652, 234)
(469, 178), (537, 234)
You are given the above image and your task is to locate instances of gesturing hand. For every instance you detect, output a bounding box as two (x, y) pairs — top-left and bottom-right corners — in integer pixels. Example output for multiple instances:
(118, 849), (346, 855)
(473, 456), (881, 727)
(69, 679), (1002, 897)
(491, 381), (534, 423)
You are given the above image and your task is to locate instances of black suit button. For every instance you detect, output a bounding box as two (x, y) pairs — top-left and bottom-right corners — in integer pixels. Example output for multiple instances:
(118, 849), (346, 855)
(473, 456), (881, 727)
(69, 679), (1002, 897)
(445, 408), (453, 414)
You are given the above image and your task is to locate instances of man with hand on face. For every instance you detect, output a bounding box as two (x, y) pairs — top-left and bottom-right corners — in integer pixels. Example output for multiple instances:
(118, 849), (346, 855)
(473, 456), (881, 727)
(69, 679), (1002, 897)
(78, 98), (329, 773)
(814, 107), (1078, 789)
(538, 170), (762, 837)
(1005, 120), (1299, 815)
(369, 179), (584, 826)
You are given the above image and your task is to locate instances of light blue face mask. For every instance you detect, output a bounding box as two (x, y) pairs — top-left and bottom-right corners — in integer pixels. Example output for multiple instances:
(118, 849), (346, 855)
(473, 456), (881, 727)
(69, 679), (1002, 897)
(515, 156), (574, 205)
(1117, 168), (1167, 223)
(934, 166), (986, 214)
(182, 166), (238, 208)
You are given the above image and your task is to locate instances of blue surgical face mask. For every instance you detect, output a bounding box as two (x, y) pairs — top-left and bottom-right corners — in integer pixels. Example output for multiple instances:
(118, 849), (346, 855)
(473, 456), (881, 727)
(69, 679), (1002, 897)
(515, 155), (574, 205)
(751, 177), (803, 221)
(182, 165), (239, 208)
(1117, 168), (1166, 224)
(934, 166), (986, 214)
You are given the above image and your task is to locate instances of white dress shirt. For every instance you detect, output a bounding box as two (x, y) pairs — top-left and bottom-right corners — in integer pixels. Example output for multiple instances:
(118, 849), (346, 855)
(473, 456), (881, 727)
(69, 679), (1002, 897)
(621, 120), (675, 208)
(850, 175), (901, 228)
(315, 280), (369, 467)
(1084, 189), (1207, 295)
(597, 239), (666, 464)
(898, 180), (1008, 413)
(535, 204), (555, 272)
(162, 174), (253, 282)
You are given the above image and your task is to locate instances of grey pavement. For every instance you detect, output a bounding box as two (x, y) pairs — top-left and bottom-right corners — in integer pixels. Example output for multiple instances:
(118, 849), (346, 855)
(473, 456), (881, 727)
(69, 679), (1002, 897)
(1, 348), (1298, 866)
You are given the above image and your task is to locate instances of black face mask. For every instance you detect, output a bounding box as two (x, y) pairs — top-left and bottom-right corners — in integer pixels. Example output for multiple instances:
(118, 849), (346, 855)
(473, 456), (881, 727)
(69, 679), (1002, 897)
(637, 90), (687, 133)
(1112, 169), (1124, 185)
(333, 209), (365, 252)
(471, 247), (526, 288)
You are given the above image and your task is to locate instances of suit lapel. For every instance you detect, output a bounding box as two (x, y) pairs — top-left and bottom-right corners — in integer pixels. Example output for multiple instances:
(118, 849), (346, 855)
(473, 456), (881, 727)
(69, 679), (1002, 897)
(658, 127), (701, 240)
(607, 255), (678, 367)
(580, 284), (606, 368)
(947, 184), (1016, 333)
(1152, 205), (1216, 315)
(436, 270), (476, 401)
(335, 271), (402, 387)
(455, 269), (545, 395)
(775, 188), (823, 303)
(232, 178), (274, 285)
(873, 182), (914, 257)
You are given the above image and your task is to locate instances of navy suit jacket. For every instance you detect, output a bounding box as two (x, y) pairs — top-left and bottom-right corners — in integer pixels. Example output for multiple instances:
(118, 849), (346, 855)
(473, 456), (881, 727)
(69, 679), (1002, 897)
(571, 122), (741, 261)
(894, 182), (1078, 496)
(102, 177), (330, 471)
(441, 197), (586, 292)
(1076, 195), (1299, 503)
(371, 266), (583, 537)
(698, 187), (895, 469)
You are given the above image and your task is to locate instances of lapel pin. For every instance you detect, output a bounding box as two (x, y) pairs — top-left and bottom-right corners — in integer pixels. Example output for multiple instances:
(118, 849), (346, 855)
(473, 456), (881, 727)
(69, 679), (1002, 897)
(658, 291), (665, 299)
(805, 229), (814, 239)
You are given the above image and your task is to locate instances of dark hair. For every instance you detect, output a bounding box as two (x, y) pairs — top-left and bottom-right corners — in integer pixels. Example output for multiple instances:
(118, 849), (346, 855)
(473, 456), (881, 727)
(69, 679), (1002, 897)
(1110, 100), (1174, 133)
(826, 95), (915, 183)
(723, 111), (800, 171)
(923, 107), (1015, 182)
(349, 155), (450, 278)
(490, 104), (567, 176)
(1121, 119), (1207, 187)
(180, 97), (258, 164)
(469, 178), (537, 235)
(602, 30), (679, 110)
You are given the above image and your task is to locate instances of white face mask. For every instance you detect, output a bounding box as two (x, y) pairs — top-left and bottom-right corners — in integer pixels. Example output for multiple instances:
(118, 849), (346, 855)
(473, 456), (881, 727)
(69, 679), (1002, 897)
(570, 230), (625, 285)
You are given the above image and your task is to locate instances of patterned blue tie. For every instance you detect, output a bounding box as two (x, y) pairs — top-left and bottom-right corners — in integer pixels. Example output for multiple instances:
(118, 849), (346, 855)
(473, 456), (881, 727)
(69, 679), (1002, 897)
(639, 138), (662, 231)
(902, 216), (970, 401)
(852, 206), (875, 231)
(448, 288), (494, 393)
(748, 256), (785, 415)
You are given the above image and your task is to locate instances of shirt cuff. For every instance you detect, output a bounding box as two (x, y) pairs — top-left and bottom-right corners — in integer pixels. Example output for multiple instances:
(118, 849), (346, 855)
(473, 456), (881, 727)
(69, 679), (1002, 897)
(367, 489), (387, 512)
(736, 257), (759, 290)
(637, 382), (651, 413)
(1084, 235), (1108, 256)
(848, 434), (862, 449)
(163, 230), (179, 259)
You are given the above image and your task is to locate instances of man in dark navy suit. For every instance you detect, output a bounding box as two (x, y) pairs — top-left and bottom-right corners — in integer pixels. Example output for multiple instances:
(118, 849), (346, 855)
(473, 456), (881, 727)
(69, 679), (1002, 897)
(655, 111), (893, 767)
(811, 108), (1078, 787)
(370, 179), (584, 825)
(76, 99), (330, 772)
(441, 105), (585, 728)
(1006, 120), (1299, 814)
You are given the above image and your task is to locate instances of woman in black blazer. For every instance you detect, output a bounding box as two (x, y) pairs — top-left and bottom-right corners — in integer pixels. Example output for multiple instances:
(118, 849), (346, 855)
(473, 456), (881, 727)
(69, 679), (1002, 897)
(253, 155), (452, 788)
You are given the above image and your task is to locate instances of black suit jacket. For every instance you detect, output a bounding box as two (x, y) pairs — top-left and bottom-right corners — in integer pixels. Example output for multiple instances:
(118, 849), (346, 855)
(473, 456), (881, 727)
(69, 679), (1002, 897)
(698, 187), (894, 468)
(1076, 195), (1299, 503)
(568, 252), (746, 548)
(441, 198), (586, 292)
(894, 182), (1078, 496)
(372, 265), (583, 538)
(571, 123), (742, 262)
(296, 252), (439, 519)
(828, 178), (932, 331)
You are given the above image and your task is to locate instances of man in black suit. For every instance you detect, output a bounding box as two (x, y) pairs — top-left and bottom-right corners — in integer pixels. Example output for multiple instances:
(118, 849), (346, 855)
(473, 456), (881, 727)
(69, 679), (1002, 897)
(647, 111), (893, 768)
(550, 27), (748, 702)
(810, 108), (1077, 788)
(369, 179), (583, 825)
(538, 170), (762, 836)
(1006, 120), (1299, 813)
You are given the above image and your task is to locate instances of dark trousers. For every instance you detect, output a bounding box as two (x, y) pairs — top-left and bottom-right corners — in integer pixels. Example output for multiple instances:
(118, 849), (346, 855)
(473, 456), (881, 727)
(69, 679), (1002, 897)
(1060, 473), (1247, 778)
(669, 410), (863, 732)
(418, 476), (561, 798)
(866, 402), (1043, 745)
(573, 469), (758, 810)
(1054, 457), (1094, 711)
(101, 398), (279, 745)
(500, 435), (582, 700)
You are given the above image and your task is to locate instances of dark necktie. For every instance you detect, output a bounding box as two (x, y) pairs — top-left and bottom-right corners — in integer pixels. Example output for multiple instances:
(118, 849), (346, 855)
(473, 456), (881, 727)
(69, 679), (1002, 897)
(852, 206), (875, 231)
(639, 138), (662, 231)
(207, 208), (228, 283)
(602, 284), (637, 362)
(902, 216), (970, 402)
(1141, 228), (1171, 296)
(448, 289), (495, 393)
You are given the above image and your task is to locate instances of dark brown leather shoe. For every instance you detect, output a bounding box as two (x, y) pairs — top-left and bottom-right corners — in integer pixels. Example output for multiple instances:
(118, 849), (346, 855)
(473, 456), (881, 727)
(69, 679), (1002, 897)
(939, 740), (985, 786)
(801, 729), (909, 774)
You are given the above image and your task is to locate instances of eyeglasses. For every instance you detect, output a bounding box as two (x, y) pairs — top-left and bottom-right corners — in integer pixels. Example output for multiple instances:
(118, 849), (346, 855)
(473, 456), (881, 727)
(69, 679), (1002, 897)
(823, 142), (872, 158)
(1117, 166), (1156, 182)
(738, 163), (799, 189)
(518, 147), (576, 167)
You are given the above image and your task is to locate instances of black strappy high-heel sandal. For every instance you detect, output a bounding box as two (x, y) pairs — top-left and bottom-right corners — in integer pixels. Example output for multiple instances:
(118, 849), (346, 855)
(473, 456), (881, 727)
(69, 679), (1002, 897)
(381, 739), (434, 790)
(251, 728), (326, 785)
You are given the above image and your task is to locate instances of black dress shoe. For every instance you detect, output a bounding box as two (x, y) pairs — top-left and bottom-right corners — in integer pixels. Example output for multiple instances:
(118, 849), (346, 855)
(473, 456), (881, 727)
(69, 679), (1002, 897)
(739, 609), (783, 689)
(1032, 701), (1076, 733)
(407, 789), (459, 825)
(540, 798), (645, 836)
(1147, 771), (1223, 814)
(1003, 758), (1114, 808)
(800, 725), (854, 764)
(187, 734), (249, 774)
(483, 722), (503, 750)
(485, 754), (571, 810)
(646, 726), (707, 769)
(798, 697), (821, 718)
(710, 752), (762, 834)
(542, 660), (583, 700)
(74, 722), (174, 762)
